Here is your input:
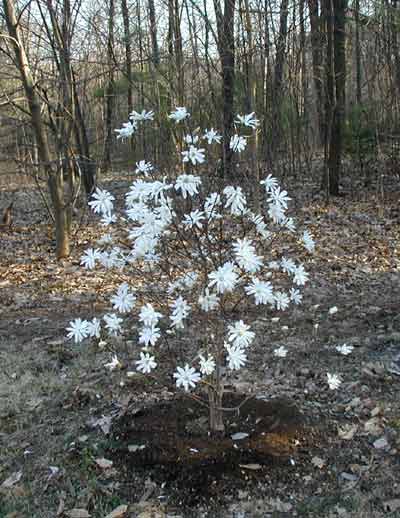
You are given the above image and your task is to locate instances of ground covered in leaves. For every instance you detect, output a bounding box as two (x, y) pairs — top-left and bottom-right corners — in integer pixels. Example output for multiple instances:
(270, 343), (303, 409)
(1, 172), (400, 517)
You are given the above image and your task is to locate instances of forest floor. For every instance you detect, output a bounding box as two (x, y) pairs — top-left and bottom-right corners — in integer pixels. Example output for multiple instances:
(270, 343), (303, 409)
(0, 170), (400, 518)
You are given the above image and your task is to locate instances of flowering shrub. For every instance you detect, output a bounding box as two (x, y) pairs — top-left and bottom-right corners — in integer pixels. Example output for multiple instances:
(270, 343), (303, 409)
(67, 109), (319, 433)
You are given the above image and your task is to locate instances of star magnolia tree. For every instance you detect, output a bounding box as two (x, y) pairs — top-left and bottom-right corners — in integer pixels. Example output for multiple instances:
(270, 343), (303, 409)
(67, 109), (316, 434)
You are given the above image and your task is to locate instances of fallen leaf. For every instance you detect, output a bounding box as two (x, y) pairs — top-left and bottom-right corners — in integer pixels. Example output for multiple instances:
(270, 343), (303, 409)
(383, 499), (400, 512)
(66, 510), (91, 518)
(311, 456), (325, 469)
(231, 432), (249, 440)
(104, 504), (128, 518)
(239, 463), (262, 470)
(363, 417), (383, 436)
(1, 471), (22, 488)
(338, 424), (358, 440)
(373, 436), (389, 449)
(95, 458), (113, 469)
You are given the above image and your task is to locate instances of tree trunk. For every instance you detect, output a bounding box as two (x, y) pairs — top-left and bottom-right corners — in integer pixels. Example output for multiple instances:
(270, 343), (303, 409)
(307, 0), (325, 145)
(3, 0), (70, 258)
(148, 0), (160, 66)
(272, 0), (289, 152)
(104, 0), (115, 172)
(121, 0), (133, 115)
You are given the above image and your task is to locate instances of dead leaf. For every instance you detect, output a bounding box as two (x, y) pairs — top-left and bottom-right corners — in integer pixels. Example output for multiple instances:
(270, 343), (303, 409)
(338, 424), (358, 440)
(231, 432), (249, 440)
(66, 510), (91, 518)
(363, 417), (383, 436)
(104, 504), (128, 518)
(95, 458), (113, 469)
(383, 499), (400, 512)
(311, 456), (325, 469)
(373, 436), (389, 449)
(239, 463), (262, 470)
(1, 471), (22, 488)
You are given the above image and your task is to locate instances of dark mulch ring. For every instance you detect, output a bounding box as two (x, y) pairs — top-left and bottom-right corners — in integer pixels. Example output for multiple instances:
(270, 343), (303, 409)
(106, 393), (324, 508)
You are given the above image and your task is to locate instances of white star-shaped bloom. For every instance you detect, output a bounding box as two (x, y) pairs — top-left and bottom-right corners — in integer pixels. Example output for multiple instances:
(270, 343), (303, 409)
(229, 134), (247, 153)
(66, 318), (89, 343)
(168, 106), (190, 123)
(136, 351), (157, 373)
(173, 364), (201, 391)
(199, 354), (216, 375)
(235, 112), (260, 129)
(327, 373), (341, 390)
(227, 320), (255, 348)
(110, 283), (136, 313)
(89, 188), (115, 216)
(80, 248), (102, 269)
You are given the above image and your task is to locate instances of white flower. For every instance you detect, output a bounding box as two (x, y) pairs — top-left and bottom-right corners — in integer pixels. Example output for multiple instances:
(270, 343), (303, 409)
(103, 313), (123, 336)
(168, 106), (190, 123)
(110, 283), (136, 313)
(274, 291), (290, 310)
(198, 289), (219, 312)
(115, 120), (136, 139)
(268, 186), (291, 209)
(139, 303), (162, 327)
(183, 210), (205, 229)
(135, 160), (154, 175)
(89, 188), (115, 216)
(203, 128), (222, 144)
(230, 134), (247, 153)
(170, 296), (190, 329)
(136, 351), (157, 373)
(66, 318), (89, 343)
(233, 238), (263, 273)
(184, 134), (199, 145)
(104, 354), (121, 371)
(175, 174), (201, 198)
(130, 109), (154, 121)
(223, 186), (247, 215)
(268, 202), (286, 223)
(139, 326), (160, 347)
(260, 174), (278, 192)
(293, 265), (309, 286)
(329, 306), (338, 315)
(283, 217), (296, 232)
(245, 278), (274, 305)
(80, 248), (101, 269)
(274, 346), (288, 358)
(199, 354), (216, 375)
(87, 317), (101, 338)
(269, 260), (280, 270)
(235, 112), (260, 129)
(204, 192), (222, 219)
(289, 288), (302, 305)
(336, 343), (354, 355)
(208, 262), (238, 293)
(281, 257), (296, 274)
(173, 364), (201, 391)
(225, 343), (247, 370)
(327, 373), (341, 390)
(227, 320), (255, 348)
(182, 145), (206, 165)
(100, 212), (117, 226)
(303, 230), (315, 253)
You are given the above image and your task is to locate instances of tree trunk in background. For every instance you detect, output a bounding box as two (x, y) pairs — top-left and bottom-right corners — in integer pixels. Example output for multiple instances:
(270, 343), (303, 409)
(121, 0), (133, 115)
(324, 0), (347, 196)
(354, 0), (362, 104)
(3, 0), (70, 258)
(272, 0), (289, 152)
(148, 0), (160, 67)
(308, 0), (325, 145)
(217, 0), (236, 178)
(104, 0), (115, 171)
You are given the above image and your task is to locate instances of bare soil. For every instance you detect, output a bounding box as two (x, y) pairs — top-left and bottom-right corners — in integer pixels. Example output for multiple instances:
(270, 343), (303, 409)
(1, 172), (400, 517)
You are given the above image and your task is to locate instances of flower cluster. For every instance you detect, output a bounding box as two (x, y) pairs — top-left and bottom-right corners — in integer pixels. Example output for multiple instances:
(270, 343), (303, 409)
(68, 109), (332, 403)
